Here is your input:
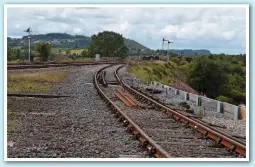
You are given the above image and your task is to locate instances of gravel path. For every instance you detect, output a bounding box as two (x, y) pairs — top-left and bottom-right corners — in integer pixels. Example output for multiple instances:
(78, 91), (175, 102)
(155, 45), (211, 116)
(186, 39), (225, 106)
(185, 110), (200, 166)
(7, 65), (148, 158)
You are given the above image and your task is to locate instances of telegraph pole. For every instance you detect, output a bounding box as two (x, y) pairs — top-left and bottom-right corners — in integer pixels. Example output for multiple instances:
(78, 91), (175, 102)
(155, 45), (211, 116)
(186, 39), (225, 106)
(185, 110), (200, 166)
(162, 38), (164, 50)
(24, 27), (32, 62)
(28, 36), (31, 62)
(167, 40), (173, 58)
(162, 38), (167, 53)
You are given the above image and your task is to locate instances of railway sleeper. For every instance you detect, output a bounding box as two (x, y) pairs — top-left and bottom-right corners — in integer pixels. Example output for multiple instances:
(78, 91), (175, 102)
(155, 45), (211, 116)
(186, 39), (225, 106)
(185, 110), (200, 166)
(124, 88), (245, 156)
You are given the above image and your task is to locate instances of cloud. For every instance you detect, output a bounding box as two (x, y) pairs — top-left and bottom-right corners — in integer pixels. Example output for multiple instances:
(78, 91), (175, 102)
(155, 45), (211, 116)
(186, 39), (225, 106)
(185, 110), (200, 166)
(7, 6), (247, 54)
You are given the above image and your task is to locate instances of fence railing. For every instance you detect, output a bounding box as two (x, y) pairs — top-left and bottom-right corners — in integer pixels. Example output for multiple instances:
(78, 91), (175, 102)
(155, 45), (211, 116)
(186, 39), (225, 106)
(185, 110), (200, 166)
(149, 81), (246, 120)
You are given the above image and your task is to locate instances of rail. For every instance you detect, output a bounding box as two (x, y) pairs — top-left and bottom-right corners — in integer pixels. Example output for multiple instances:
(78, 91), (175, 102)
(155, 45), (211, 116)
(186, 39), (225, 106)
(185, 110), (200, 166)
(115, 65), (246, 157)
(93, 64), (171, 158)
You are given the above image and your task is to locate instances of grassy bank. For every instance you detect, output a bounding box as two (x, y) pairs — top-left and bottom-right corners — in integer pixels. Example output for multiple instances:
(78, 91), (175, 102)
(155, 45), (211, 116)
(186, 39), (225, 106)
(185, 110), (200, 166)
(128, 59), (196, 93)
(128, 54), (246, 105)
(8, 71), (71, 93)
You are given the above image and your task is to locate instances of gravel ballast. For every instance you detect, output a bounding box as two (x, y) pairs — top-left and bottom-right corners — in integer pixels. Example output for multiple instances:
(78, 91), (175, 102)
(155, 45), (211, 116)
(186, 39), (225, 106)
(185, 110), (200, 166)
(7, 65), (148, 158)
(100, 66), (238, 158)
(117, 65), (246, 138)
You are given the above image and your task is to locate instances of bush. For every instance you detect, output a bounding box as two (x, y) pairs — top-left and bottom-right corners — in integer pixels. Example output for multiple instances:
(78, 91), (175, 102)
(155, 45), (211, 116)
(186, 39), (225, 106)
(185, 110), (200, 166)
(36, 42), (52, 62)
(230, 89), (246, 104)
(216, 95), (233, 103)
(8, 59), (23, 64)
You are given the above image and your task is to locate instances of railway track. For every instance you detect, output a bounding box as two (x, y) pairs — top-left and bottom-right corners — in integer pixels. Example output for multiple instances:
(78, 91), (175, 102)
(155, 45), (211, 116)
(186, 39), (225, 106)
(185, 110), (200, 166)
(94, 64), (246, 158)
(7, 61), (119, 70)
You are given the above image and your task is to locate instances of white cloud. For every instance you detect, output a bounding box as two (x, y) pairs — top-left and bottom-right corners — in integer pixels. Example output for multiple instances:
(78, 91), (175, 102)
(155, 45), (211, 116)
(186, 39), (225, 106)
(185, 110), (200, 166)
(7, 6), (246, 54)
(223, 30), (236, 40)
(73, 28), (83, 34)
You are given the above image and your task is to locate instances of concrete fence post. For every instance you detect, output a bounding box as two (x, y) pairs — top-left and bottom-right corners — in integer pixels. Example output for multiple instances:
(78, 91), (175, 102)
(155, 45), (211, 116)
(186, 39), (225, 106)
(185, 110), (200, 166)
(184, 92), (189, 101)
(196, 96), (201, 106)
(195, 96), (204, 116)
(217, 101), (223, 113)
(239, 104), (246, 120)
(234, 106), (239, 120)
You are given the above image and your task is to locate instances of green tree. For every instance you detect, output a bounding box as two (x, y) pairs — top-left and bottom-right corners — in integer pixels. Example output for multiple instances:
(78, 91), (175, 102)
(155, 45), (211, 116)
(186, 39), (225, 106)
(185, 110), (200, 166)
(7, 48), (22, 61)
(7, 47), (14, 61)
(15, 49), (21, 60)
(36, 42), (51, 62)
(216, 95), (233, 103)
(48, 53), (56, 61)
(81, 49), (90, 57)
(187, 56), (228, 98)
(87, 31), (128, 58)
(186, 55), (245, 104)
(221, 73), (246, 104)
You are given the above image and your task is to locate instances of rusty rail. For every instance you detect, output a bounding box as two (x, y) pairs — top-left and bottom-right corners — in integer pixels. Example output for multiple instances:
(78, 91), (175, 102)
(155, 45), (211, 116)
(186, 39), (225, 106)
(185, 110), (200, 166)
(93, 65), (171, 158)
(115, 65), (246, 157)
(116, 88), (138, 107)
(100, 70), (108, 87)
(114, 90), (133, 107)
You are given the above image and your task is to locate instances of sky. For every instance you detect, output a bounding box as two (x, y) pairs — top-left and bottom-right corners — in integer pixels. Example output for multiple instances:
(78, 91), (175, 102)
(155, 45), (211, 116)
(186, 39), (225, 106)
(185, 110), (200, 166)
(7, 6), (247, 54)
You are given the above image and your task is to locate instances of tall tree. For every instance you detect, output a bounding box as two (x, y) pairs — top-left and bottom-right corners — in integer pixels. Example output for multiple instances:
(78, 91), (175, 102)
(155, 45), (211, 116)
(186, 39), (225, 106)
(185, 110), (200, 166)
(87, 31), (128, 58)
(36, 42), (51, 62)
(7, 48), (22, 61)
(7, 47), (14, 61)
(187, 55), (245, 104)
(187, 56), (228, 98)
(16, 49), (21, 60)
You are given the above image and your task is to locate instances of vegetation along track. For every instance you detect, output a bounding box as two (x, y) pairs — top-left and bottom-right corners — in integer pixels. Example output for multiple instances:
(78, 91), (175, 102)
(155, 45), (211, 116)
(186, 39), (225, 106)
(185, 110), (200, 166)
(94, 64), (246, 158)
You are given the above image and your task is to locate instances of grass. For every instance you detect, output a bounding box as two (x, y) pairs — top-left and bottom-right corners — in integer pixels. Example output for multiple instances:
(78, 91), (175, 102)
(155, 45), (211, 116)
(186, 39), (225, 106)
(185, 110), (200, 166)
(51, 48), (85, 55)
(128, 60), (198, 94)
(8, 82), (52, 93)
(7, 59), (30, 64)
(70, 49), (85, 55)
(51, 47), (65, 54)
(128, 60), (188, 85)
(128, 61), (175, 84)
(59, 57), (93, 63)
(8, 71), (71, 93)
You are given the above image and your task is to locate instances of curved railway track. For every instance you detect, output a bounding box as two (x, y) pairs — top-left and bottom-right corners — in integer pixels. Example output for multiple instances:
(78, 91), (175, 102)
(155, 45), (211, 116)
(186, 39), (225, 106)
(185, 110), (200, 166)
(93, 64), (246, 158)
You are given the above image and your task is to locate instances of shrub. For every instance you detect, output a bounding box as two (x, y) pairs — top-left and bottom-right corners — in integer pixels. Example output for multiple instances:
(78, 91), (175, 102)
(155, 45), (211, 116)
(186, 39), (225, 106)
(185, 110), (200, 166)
(216, 95), (233, 103)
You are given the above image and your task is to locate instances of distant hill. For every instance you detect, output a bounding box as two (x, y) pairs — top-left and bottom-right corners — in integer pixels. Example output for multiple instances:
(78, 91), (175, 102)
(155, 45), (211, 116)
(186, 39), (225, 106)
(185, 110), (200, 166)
(168, 49), (211, 56)
(124, 38), (149, 50)
(7, 33), (150, 51)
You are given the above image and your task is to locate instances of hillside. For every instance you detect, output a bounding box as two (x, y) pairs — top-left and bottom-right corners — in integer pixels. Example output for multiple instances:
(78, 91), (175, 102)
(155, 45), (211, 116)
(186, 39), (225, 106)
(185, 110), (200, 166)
(7, 33), (149, 51)
(169, 49), (211, 55)
(124, 38), (149, 50)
